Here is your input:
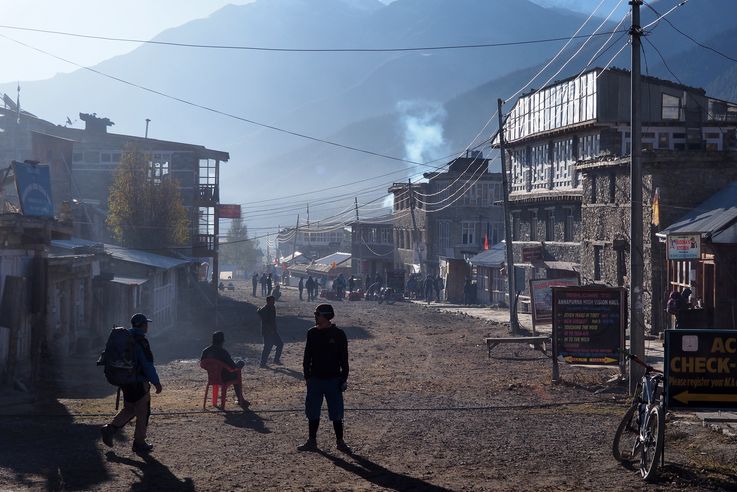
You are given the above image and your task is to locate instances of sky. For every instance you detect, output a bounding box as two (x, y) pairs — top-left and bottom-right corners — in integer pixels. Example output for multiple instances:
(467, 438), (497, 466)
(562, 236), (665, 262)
(0, 0), (624, 83)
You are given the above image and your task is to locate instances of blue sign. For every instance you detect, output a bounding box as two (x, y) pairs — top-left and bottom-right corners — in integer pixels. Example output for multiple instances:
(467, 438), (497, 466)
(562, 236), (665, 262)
(13, 161), (54, 217)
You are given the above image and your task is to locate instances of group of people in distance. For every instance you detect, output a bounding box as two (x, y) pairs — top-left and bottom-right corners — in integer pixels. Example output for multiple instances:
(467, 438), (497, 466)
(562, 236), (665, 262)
(298, 276), (321, 302)
(100, 297), (352, 455)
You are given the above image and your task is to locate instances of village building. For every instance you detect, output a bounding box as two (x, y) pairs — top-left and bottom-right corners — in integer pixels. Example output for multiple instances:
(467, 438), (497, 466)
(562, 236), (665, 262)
(499, 67), (737, 328)
(389, 153), (504, 300)
(276, 223), (351, 261)
(349, 214), (395, 285)
(0, 100), (229, 285)
(658, 182), (737, 330)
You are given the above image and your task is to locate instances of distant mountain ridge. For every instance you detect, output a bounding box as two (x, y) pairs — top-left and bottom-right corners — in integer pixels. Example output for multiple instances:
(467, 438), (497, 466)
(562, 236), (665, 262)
(1, 0), (735, 217)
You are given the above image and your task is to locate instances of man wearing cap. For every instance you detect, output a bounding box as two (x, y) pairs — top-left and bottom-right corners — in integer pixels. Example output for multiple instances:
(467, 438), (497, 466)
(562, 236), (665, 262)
(298, 303), (351, 453)
(201, 331), (249, 408)
(101, 313), (162, 453)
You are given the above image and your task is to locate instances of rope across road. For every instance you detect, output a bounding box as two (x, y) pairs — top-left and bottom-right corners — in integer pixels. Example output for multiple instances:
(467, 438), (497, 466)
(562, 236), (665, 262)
(0, 398), (623, 419)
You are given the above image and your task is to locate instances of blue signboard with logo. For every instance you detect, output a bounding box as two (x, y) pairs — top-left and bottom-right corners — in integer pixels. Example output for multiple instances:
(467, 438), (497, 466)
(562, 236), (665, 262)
(12, 160), (54, 217)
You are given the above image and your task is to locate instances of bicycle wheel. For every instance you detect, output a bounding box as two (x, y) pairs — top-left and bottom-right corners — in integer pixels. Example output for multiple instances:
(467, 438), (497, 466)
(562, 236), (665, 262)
(612, 403), (640, 462)
(640, 405), (665, 481)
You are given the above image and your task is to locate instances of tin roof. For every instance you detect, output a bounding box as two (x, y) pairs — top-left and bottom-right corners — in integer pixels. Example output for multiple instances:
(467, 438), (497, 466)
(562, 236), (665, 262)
(468, 243), (506, 267)
(659, 182), (737, 243)
(51, 238), (190, 270)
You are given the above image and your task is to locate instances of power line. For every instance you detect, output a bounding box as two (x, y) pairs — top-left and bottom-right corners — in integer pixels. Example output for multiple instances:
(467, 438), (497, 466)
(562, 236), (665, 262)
(643, 1), (737, 64)
(0, 32), (438, 168)
(0, 24), (628, 53)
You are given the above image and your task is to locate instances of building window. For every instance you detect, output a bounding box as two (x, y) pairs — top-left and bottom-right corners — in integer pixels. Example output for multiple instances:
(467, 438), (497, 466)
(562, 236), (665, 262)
(438, 221), (451, 251)
(545, 210), (555, 241)
(662, 93), (682, 120)
(594, 245), (603, 281)
(529, 210), (537, 241)
(462, 222), (476, 245)
(564, 208), (574, 242)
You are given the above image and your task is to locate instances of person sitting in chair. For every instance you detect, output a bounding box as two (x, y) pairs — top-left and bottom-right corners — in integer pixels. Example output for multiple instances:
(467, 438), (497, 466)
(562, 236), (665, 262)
(201, 331), (249, 408)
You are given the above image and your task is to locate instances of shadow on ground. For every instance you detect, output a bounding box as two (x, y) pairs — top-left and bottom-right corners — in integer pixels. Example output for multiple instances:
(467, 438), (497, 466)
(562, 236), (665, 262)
(318, 450), (452, 491)
(223, 407), (271, 434)
(106, 451), (195, 491)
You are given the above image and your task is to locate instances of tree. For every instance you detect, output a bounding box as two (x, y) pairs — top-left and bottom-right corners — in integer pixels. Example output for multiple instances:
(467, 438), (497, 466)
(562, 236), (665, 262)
(219, 218), (262, 272)
(107, 145), (190, 249)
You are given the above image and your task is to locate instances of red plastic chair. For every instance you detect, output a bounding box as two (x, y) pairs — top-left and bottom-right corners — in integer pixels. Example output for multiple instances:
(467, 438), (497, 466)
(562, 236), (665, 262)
(200, 358), (242, 410)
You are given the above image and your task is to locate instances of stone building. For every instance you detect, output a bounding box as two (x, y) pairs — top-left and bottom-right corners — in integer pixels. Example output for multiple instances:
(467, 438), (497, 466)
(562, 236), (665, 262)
(349, 215), (395, 281)
(497, 67), (737, 329)
(388, 153), (504, 301)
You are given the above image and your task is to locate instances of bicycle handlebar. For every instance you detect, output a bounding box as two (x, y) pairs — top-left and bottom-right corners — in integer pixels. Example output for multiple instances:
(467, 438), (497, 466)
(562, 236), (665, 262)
(617, 348), (663, 374)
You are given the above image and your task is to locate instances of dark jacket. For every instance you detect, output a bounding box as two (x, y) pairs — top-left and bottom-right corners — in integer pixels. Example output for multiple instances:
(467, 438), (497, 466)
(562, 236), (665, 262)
(130, 327), (160, 386)
(258, 304), (277, 334)
(303, 324), (349, 381)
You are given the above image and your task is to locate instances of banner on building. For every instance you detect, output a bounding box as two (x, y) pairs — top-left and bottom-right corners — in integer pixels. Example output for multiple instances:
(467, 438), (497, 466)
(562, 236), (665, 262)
(218, 204), (242, 219)
(667, 234), (700, 260)
(12, 160), (54, 218)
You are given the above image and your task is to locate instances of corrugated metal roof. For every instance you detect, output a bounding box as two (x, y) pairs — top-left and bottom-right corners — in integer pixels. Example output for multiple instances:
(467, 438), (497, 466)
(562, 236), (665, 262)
(468, 243), (506, 267)
(111, 277), (148, 286)
(313, 252), (351, 266)
(659, 182), (737, 239)
(51, 238), (190, 270)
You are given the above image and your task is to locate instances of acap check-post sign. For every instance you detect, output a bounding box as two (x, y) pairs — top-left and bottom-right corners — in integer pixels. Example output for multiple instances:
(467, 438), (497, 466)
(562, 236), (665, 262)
(665, 330), (737, 410)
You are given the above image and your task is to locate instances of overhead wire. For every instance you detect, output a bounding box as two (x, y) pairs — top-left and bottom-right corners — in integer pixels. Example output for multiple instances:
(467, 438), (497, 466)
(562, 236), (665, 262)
(0, 23), (628, 53)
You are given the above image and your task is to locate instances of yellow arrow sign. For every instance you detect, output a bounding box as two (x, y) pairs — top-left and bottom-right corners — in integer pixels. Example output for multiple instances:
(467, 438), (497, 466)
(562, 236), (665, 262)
(564, 356), (618, 364)
(673, 391), (737, 405)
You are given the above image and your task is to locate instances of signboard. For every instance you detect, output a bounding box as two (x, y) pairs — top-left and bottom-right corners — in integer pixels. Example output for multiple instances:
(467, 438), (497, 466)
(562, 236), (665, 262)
(522, 246), (543, 262)
(667, 234), (700, 260)
(530, 277), (580, 324)
(665, 329), (737, 410)
(12, 160), (54, 217)
(218, 204), (242, 219)
(552, 286), (625, 366)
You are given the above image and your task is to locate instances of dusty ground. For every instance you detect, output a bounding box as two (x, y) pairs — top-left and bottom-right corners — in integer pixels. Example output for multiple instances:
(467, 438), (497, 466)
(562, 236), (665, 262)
(2, 282), (737, 491)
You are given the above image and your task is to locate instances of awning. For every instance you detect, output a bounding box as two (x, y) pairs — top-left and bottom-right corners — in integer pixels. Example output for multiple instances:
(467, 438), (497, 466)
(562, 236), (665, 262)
(468, 243), (505, 268)
(542, 261), (579, 272)
(657, 181), (737, 241)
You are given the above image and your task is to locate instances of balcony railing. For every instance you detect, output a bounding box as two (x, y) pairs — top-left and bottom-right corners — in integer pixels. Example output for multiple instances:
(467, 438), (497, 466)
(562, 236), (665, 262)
(193, 234), (216, 256)
(197, 184), (219, 204)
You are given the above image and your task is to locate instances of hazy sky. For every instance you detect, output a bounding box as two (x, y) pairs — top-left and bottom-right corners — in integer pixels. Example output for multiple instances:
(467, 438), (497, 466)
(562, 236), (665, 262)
(0, 0), (624, 84)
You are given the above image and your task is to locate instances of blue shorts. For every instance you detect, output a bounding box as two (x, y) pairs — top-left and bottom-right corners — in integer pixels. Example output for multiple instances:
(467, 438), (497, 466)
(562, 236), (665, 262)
(305, 377), (344, 421)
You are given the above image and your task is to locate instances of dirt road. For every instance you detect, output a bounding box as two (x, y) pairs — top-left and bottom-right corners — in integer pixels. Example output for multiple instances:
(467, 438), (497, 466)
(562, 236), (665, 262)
(1, 283), (736, 491)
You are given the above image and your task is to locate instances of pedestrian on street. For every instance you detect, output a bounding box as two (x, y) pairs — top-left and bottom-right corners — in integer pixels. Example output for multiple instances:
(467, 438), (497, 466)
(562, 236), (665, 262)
(435, 275), (444, 302)
(298, 304), (351, 453)
(252, 273), (259, 297)
(258, 296), (283, 367)
(260, 273), (268, 296)
(201, 331), (249, 408)
(348, 276), (355, 294)
(425, 274), (434, 304)
(267, 274), (273, 296)
(101, 313), (162, 454)
(298, 277), (305, 301)
(306, 276), (316, 302)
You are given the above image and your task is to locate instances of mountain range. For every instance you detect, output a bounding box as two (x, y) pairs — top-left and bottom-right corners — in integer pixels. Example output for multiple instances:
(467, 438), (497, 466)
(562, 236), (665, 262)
(2, 0), (736, 228)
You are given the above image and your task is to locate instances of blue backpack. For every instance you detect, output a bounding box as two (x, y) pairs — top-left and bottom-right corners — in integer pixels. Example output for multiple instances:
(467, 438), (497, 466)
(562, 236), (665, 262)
(97, 327), (140, 386)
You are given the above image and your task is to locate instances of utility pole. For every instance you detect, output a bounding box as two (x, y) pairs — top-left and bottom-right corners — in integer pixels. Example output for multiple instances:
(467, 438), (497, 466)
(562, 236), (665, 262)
(354, 197), (360, 223)
(145, 118), (151, 138)
(498, 99), (519, 334)
(408, 178), (423, 274)
(629, 0), (645, 393)
(291, 214), (300, 262)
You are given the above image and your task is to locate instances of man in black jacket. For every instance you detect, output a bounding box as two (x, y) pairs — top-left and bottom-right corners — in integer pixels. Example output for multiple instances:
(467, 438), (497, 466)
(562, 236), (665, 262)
(258, 296), (283, 367)
(298, 303), (351, 453)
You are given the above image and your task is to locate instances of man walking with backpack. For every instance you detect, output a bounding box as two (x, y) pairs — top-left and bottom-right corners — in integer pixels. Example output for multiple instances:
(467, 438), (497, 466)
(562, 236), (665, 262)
(100, 313), (162, 453)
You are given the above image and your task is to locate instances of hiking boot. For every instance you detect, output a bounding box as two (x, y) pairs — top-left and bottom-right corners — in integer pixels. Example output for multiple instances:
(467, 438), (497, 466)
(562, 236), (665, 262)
(297, 438), (317, 452)
(336, 439), (353, 454)
(100, 425), (116, 448)
(132, 441), (154, 453)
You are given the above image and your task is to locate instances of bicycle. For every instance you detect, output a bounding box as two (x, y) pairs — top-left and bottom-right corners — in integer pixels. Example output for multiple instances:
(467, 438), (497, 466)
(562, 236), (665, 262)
(612, 349), (665, 481)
